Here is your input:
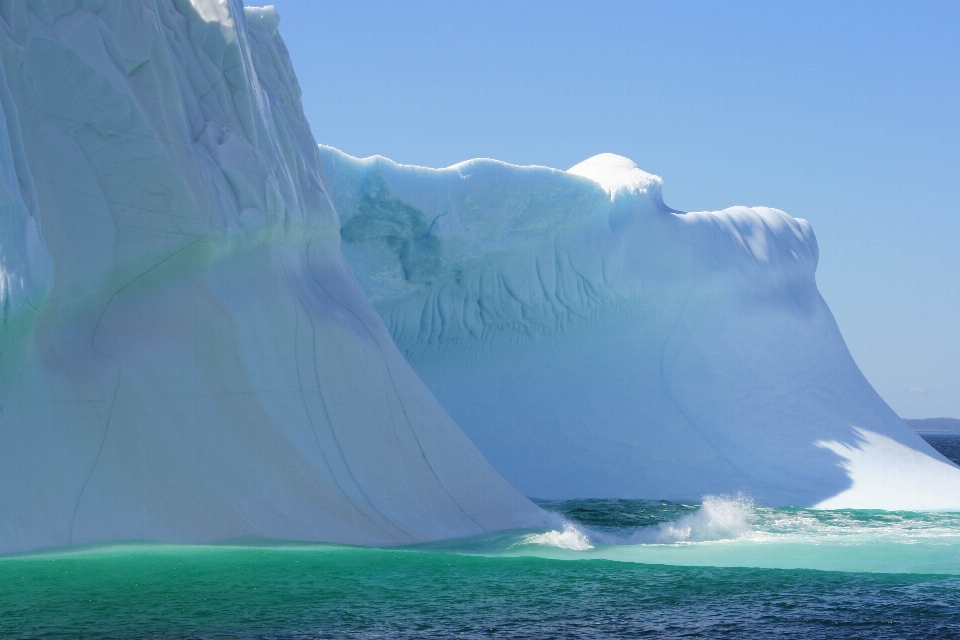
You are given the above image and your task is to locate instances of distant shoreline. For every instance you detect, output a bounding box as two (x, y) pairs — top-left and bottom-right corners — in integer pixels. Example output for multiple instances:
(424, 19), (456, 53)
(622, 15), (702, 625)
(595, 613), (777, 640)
(905, 418), (960, 435)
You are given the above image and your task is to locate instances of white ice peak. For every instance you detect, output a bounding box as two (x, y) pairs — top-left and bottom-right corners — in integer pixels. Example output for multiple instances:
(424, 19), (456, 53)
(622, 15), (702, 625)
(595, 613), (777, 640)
(567, 153), (662, 197)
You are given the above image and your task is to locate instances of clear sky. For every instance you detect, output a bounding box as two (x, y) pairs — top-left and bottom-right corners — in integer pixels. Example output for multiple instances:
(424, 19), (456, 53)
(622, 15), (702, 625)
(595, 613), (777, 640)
(267, 0), (960, 419)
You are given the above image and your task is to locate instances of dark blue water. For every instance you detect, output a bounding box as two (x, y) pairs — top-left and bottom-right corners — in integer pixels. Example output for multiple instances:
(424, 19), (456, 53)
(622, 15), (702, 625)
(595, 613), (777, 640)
(924, 433), (960, 465)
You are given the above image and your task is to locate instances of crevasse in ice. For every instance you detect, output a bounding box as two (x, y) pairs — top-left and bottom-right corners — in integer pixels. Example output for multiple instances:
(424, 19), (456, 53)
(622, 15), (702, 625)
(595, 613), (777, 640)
(321, 146), (960, 509)
(0, 1), (547, 555)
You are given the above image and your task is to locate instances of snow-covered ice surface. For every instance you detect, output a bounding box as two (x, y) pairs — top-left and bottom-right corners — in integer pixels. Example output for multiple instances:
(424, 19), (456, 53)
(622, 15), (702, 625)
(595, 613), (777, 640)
(0, 1), (548, 555)
(320, 146), (960, 509)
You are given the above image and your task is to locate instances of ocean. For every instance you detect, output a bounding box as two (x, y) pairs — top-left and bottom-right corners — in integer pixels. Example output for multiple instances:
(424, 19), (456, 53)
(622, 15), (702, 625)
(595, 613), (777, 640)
(2, 436), (958, 639)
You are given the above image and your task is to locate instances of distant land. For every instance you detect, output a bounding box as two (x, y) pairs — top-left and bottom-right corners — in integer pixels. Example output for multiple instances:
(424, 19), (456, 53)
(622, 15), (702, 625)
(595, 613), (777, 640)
(905, 418), (960, 435)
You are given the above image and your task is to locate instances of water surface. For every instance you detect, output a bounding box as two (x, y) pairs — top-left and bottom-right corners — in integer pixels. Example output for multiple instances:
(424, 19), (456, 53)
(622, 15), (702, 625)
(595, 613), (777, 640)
(2, 436), (958, 639)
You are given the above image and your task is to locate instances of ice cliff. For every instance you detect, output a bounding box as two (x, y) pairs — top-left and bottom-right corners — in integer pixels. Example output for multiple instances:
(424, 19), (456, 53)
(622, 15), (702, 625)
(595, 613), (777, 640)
(0, 1), (547, 555)
(320, 147), (960, 509)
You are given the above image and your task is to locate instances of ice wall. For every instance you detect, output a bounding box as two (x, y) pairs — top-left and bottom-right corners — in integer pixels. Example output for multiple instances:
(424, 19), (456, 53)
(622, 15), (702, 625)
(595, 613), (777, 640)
(321, 146), (960, 509)
(0, 1), (546, 555)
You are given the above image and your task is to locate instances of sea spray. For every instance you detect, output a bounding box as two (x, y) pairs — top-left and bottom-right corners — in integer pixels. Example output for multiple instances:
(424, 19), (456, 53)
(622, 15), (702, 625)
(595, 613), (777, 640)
(523, 524), (595, 551)
(507, 498), (960, 575)
(524, 494), (755, 551)
(628, 494), (755, 544)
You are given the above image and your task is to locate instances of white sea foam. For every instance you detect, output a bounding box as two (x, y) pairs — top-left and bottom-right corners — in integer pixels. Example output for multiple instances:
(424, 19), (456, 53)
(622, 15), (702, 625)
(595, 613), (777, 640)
(523, 524), (594, 551)
(629, 495), (755, 544)
(512, 500), (960, 574)
(524, 495), (754, 552)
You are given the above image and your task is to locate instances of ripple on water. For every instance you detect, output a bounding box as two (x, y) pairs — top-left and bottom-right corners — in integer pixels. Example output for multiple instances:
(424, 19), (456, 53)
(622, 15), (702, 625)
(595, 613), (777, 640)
(2, 434), (958, 639)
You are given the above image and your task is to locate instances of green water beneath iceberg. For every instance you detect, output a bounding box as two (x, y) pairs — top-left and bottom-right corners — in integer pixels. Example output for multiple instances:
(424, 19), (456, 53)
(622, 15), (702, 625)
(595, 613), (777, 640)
(2, 437), (959, 639)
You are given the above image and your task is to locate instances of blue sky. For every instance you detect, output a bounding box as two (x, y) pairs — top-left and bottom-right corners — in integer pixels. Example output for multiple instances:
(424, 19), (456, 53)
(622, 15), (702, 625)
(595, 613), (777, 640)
(267, 0), (960, 419)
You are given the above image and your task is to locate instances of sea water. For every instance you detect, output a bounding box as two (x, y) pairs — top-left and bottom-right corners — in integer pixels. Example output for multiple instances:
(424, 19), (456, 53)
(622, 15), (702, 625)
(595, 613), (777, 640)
(2, 438), (959, 639)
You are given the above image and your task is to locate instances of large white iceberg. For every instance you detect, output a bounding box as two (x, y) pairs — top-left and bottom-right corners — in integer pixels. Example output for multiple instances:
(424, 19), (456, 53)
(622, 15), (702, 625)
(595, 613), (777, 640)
(320, 147), (960, 509)
(0, 1), (546, 555)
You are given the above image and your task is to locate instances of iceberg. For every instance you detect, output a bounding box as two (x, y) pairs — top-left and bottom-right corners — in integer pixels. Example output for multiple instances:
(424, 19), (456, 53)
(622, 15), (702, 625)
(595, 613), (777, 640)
(0, 1), (546, 555)
(320, 147), (960, 509)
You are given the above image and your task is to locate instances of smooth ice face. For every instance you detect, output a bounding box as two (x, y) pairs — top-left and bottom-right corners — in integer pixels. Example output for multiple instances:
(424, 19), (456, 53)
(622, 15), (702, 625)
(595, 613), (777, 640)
(0, 1), (547, 555)
(321, 146), (960, 509)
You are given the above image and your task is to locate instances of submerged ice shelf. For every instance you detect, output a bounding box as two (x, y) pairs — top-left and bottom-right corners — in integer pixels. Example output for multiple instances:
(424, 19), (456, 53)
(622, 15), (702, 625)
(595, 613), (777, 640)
(320, 146), (960, 510)
(0, 1), (547, 555)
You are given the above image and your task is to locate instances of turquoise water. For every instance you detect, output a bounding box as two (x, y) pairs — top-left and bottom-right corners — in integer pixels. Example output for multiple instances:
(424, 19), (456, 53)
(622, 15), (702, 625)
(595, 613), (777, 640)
(2, 438), (959, 639)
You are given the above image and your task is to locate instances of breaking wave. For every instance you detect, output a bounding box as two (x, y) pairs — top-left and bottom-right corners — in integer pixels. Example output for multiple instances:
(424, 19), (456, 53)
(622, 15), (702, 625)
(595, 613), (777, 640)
(511, 495), (960, 574)
(523, 524), (595, 551)
(523, 494), (754, 551)
(627, 494), (754, 544)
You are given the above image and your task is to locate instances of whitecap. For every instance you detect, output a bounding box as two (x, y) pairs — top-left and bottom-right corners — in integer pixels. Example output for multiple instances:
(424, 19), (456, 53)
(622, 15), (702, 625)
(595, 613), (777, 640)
(629, 494), (755, 544)
(523, 524), (594, 551)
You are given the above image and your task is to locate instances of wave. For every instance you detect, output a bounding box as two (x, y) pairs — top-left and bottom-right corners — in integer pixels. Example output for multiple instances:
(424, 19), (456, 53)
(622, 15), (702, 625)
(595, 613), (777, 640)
(523, 524), (595, 551)
(9, 497), (960, 575)
(523, 494), (754, 550)
(513, 497), (960, 574)
(626, 494), (754, 544)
